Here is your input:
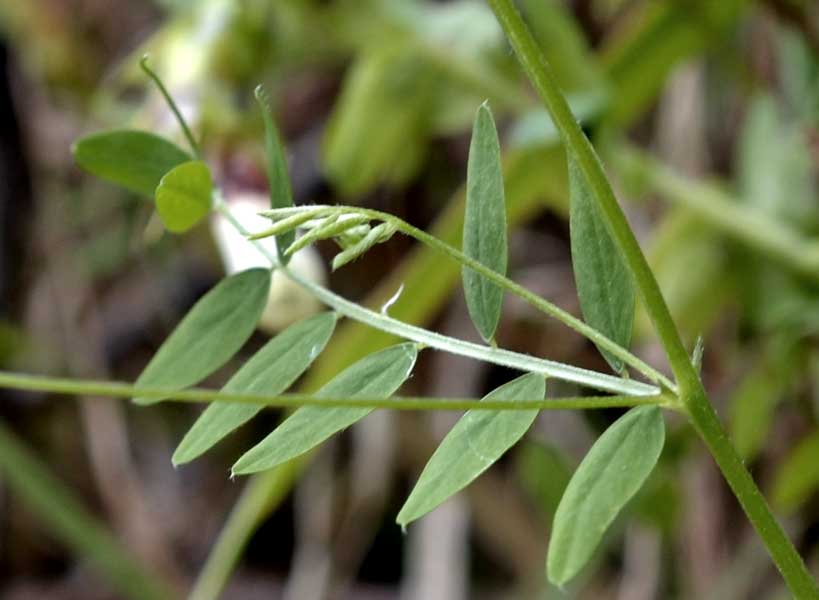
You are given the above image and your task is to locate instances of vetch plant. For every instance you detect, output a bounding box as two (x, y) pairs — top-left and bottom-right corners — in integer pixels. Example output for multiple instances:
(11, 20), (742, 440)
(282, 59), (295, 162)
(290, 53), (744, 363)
(1, 4), (817, 599)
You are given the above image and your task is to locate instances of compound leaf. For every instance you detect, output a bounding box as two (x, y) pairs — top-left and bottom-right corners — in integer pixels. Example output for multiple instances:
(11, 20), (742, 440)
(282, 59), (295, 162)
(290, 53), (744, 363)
(397, 373), (544, 528)
(172, 312), (338, 465)
(568, 152), (635, 373)
(134, 269), (270, 405)
(231, 343), (418, 475)
(462, 102), (507, 344)
(548, 405), (664, 586)
(72, 129), (190, 198)
(155, 160), (212, 233)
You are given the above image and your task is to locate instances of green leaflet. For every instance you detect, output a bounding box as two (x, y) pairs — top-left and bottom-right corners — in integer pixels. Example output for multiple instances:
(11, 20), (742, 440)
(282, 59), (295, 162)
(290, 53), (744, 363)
(397, 373), (544, 527)
(154, 161), (212, 233)
(231, 343), (418, 475)
(568, 153), (635, 373)
(255, 86), (295, 264)
(547, 405), (665, 586)
(134, 269), (270, 406)
(172, 312), (338, 465)
(72, 129), (190, 198)
(462, 102), (507, 343)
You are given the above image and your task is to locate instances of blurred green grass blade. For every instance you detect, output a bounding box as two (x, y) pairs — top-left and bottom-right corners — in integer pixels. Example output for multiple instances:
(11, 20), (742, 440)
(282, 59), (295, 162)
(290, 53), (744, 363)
(730, 345), (800, 461)
(397, 372), (544, 528)
(462, 102), (508, 343)
(154, 160), (212, 233)
(72, 129), (191, 198)
(738, 93), (816, 228)
(518, 0), (601, 92)
(134, 269), (270, 405)
(322, 48), (432, 196)
(600, 0), (748, 126)
(772, 430), (819, 513)
(0, 420), (173, 600)
(231, 343), (418, 475)
(547, 405), (665, 586)
(568, 153), (635, 373)
(172, 312), (338, 465)
(255, 86), (295, 264)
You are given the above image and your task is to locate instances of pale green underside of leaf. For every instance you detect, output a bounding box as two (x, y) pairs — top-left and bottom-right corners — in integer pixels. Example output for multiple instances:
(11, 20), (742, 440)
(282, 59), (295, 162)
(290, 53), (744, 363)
(256, 86), (295, 264)
(72, 129), (190, 198)
(568, 153), (635, 373)
(462, 102), (508, 343)
(172, 312), (338, 465)
(155, 160), (213, 233)
(134, 269), (271, 405)
(231, 343), (418, 475)
(547, 405), (665, 586)
(397, 372), (544, 527)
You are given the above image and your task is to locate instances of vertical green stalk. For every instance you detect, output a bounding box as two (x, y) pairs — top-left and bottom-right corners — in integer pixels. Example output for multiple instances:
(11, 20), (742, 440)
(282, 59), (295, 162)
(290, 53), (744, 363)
(485, 0), (819, 597)
(0, 420), (174, 600)
(189, 461), (303, 600)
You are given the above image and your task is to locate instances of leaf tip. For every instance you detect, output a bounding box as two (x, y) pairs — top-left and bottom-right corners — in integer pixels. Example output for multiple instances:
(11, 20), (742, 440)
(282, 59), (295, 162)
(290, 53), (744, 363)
(170, 448), (190, 468)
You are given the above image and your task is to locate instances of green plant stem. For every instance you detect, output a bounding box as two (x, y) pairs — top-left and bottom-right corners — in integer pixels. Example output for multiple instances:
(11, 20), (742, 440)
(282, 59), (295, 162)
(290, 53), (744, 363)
(140, 55), (201, 159)
(486, 0), (819, 596)
(615, 145), (819, 281)
(0, 370), (667, 411)
(218, 201), (658, 397)
(188, 464), (302, 600)
(685, 382), (819, 598)
(0, 420), (175, 600)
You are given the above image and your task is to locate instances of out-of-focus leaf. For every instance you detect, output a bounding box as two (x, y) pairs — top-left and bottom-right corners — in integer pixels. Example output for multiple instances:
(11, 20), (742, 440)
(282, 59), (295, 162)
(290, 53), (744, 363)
(772, 430), (819, 513)
(72, 130), (190, 198)
(397, 373), (544, 527)
(231, 343), (418, 475)
(600, 0), (747, 126)
(736, 93), (819, 334)
(134, 269), (270, 405)
(172, 312), (338, 465)
(0, 421), (173, 600)
(778, 25), (819, 124)
(516, 440), (572, 521)
(730, 344), (800, 461)
(568, 153), (635, 373)
(322, 48), (432, 196)
(518, 0), (601, 91)
(154, 160), (212, 233)
(737, 93), (815, 228)
(256, 85), (295, 263)
(548, 406), (665, 586)
(637, 208), (729, 342)
(462, 102), (507, 343)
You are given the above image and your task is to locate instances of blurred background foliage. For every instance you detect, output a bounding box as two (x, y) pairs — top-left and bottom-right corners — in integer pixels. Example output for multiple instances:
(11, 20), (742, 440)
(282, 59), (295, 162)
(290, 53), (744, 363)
(1, 0), (819, 599)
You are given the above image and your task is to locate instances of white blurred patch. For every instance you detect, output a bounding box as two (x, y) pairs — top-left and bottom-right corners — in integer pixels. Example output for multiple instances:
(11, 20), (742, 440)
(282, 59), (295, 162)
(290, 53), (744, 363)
(211, 193), (326, 334)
